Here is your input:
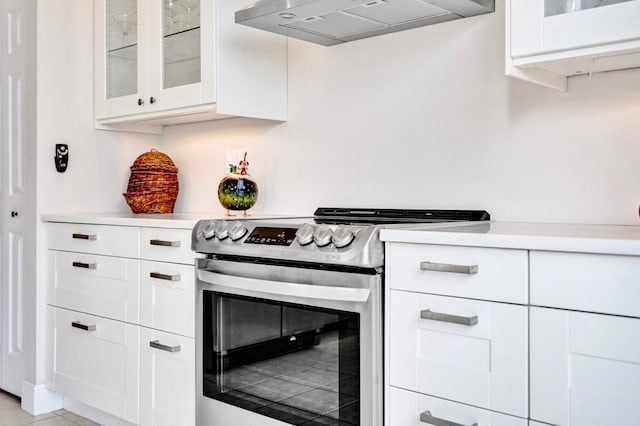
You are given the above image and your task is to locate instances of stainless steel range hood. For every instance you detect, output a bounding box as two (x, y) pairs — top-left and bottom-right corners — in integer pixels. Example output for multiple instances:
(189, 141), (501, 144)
(235, 0), (494, 46)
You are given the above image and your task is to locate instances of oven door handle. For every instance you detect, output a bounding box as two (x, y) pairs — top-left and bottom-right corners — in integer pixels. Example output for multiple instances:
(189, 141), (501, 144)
(197, 269), (371, 303)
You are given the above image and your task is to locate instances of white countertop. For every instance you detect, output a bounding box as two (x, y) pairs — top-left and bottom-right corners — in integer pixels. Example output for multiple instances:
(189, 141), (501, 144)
(380, 221), (640, 256)
(41, 212), (303, 229)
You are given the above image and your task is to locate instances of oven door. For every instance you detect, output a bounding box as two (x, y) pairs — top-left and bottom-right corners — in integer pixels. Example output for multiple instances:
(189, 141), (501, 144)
(196, 258), (382, 426)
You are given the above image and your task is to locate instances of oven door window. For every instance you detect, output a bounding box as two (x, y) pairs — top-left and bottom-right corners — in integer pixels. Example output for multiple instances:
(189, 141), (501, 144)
(203, 291), (360, 425)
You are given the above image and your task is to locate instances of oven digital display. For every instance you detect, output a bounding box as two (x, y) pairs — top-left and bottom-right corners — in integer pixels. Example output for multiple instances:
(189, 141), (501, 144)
(244, 227), (297, 246)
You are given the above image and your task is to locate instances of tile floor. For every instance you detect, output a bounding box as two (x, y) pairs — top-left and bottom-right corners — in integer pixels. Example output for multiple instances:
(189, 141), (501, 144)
(0, 390), (98, 426)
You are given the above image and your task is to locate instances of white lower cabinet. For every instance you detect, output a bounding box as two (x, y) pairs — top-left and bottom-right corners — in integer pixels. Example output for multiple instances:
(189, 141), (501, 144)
(390, 290), (528, 418)
(52, 307), (140, 424)
(140, 327), (195, 426)
(530, 307), (640, 426)
(384, 225), (640, 426)
(390, 387), (527, 426)
(46, 221), (196, 425)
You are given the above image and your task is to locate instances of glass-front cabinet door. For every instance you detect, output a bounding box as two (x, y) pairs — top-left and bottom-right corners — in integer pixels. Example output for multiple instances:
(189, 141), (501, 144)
(95, 0), (147, 120)
(510, 0), (640, 58)
(545, 0), (634, 16)
(147, 0), (215, 113)
(95, 0), (215, 121)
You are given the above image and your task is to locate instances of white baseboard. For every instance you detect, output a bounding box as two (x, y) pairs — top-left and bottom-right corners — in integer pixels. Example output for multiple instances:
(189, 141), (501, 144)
(20, 381), (63, 416)
(63, 397), (137, 426)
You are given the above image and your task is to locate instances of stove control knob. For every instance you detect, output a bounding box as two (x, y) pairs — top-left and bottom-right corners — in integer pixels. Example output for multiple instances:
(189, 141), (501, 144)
(229, 222), (248, 241)
(313, 225), (333, 247)
(201, 221), (216, 240)
(295, 224), (315, 246)
(331, 225), (355, 248)
(213, 221), (229, 240)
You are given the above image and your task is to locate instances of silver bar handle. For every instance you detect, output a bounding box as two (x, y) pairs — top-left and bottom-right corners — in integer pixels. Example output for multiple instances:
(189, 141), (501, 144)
(150, 272), (181, 281)
(72, 261), (97, 270)
(420, 261), (478, 275)
(149, 340), (181, 353)
(72, 233), (97, 241)
(71, 321), (96, 331)
(149, 239), (181, 247)
(420, 309), (478, 326)
(420, 411), (477, 426)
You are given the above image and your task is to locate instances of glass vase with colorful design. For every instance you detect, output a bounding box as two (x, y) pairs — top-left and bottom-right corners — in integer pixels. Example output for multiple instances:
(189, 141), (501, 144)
(217, 152), (258, 216)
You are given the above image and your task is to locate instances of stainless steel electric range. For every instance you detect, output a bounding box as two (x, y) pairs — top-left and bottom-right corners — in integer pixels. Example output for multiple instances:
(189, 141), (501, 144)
(192, 208), (490, 426)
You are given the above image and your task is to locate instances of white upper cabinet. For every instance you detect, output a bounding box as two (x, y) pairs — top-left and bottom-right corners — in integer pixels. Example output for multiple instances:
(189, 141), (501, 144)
(94, 0), (287, 129)
(506, 0), (640, 90)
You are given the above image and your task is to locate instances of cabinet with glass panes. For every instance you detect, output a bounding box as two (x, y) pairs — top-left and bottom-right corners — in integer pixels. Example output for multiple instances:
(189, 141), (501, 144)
(94, 0), (287, 129)
(506, 0), (640, 91)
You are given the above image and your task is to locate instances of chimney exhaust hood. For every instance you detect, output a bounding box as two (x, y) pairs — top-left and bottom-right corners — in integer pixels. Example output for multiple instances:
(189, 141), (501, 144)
(235, 0), (494, 46)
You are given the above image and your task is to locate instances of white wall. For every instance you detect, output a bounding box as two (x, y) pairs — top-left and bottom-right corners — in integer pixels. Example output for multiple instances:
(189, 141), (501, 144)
(38, 0), (640, 227)
(159, 1), (640, 225)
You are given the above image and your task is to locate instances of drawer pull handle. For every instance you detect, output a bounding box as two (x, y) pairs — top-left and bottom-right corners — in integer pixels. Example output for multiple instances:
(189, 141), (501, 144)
(150, 239), (181, 247)
(420, 309), (478, 326)
(71, 321), (96, 331)
(72, 261), (97, 270)
(420, 411), (477, 426)
(420, 261), (478, 274)
(149, 340), (181, 353)
(150, 272), (181, 281)
(72, 233), (97, 241)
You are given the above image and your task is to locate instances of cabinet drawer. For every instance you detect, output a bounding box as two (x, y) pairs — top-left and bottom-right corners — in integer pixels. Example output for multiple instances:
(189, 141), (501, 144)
(390, 290), (528, 417)
(47, 223), (139, 257)
(530, 307), (640, 426)
(140, 327), (195, 426)
(389, 387), (527, 426)
(530, 251), (640, 317)
(49, 251), (140, 323)
(52, 307), (139, 424)
(387, 244), (528, 304)
(140, 228), (195, 265)
(140, 261), (195, 337)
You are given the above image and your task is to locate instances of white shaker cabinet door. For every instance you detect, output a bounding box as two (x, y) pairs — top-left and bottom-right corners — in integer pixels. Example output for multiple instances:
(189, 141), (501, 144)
(52, 307), (140, 424)
(530, 307), (640, 426)
(389, 387), (527, 426)
(390, 291), (528, 418)
(140, 327), (195, 426)
(140, 260), (195, 337)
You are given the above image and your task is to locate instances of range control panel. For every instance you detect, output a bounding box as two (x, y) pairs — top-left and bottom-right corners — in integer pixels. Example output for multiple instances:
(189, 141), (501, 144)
(244, 227), (297, 246)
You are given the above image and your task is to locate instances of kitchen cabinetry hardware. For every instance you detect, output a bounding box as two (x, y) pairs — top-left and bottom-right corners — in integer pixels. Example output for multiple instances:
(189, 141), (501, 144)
(149, 97), (155, 104)
(149, 239), (180, 247)
(10, 211), (18, 217)
(420, 261), (478, 274)
(420, 410), (477, 426)
(137, 98), (144, 106)
(149, 340), (181, 353)
(420, 309), (478, 326)
(149, 272), (181, 282)
(71, 321), (96, 331)
(72, 233), (97, 240)
(72, 261), (97, 270)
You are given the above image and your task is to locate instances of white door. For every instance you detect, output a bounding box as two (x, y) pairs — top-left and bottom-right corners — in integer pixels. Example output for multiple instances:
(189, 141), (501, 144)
(530, 307), (640, 426)
(0, 0), (34, 396)
(140, 327), (194, 426)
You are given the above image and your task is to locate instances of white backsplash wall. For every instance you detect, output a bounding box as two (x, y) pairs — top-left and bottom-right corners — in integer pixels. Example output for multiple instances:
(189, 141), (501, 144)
(38, 0), (640, 224)
(160, 0), (640, 224)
